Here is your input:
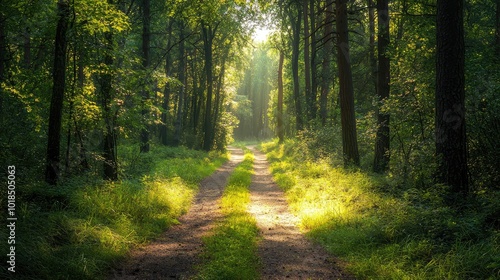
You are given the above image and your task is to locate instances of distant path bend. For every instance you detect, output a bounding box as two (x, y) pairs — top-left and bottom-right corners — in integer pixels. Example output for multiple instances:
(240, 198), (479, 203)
(110, 147), (244, 280)
(247, 146), (354, 280)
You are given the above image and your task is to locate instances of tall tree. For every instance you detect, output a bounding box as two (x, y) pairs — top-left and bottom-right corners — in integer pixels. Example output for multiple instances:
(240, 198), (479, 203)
(160, 20), (174, 146)
(174, 22), (187, 146)
(202, 24), (216, 151)
(140, 0), (151, 153)
(45, 0), (70, 185)
(277, 50), (285, 143)
(303, 0), (312, 121)
(101, 29), (118, 181)
(288, 3), (304, 131)
(436, 0), (468, 199)
(373, 0), (391, 173)
(336, 0), (360, 166)
(320, 0), (333, 126)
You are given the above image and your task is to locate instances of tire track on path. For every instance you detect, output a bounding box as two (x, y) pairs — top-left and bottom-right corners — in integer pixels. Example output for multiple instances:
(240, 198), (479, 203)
(247, 146), (353, 280)
(110, 147), (244, 280)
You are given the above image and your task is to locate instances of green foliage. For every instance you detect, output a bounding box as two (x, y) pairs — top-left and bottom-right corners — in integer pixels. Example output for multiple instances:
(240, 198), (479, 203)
(195, 150), (260, 280)
(0, 145), (226, 280)
(261, 139), (500, 279)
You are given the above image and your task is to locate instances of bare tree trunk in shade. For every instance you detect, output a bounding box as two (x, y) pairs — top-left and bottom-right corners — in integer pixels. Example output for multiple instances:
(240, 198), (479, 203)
(320, 0), (333, 126)
(336, 0), (360, 167)
(373, 0), (391, 173)
(140, 0), (151, 153)
(303, 0), (312, 122)
(289, 6), (304, 131)
(277, 50), (285, 143)
(45, 0), (70, 185)
(436, 0), (469, 201)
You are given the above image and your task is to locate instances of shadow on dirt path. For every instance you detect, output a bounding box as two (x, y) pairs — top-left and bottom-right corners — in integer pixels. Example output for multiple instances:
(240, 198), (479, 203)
(247, 146), (354, 280)
(109, 147), (244, 280)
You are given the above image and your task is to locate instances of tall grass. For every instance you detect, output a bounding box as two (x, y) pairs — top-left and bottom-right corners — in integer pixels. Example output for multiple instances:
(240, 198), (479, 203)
(195, 150), (260, 280)
(261, 139), (500, 280)
(0, 145), (226, 280)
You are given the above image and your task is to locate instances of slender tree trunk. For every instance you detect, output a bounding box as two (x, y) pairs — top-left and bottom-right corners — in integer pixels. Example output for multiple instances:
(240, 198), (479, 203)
(277, 50), (285, 143)
(374, 0), (391, 173)
(336, 0), (360, 166)
(45, 0), (70, 185)
(140, 0), (150, 153)
(320, 0), (333, 126)
(368, 0), (377, 96)
(202, 25), (214, 151)
(303, 0), (312, 122)
(310, 0), (319, 120)
(160, 21), (174, 146)
(101, 30), (118, 181)
(290, 7), (304, 131)
(174, 23), (187, 146)
(436, 0), (468, 200)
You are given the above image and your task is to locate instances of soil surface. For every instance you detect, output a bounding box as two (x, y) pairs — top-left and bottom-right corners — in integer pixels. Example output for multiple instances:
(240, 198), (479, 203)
(110, 146), (353, 279)
(109, 147), (245, 279)
(247, 146), (353, 280)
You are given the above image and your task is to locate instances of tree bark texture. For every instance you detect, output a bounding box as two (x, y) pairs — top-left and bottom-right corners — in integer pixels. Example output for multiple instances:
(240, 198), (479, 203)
(374, 0), (391, 173)
(336, 0), (360, 166)
(320, 0), (333, 126)
(290, 6), (304, 131)
(174, 23), (187, 146)
(45, 0), (70, 185)
(303, 0), (312, 122)
(101, 31), (118, 181)
(140, 0), (151, 153)
(202, 25), (214, 151)
(160, 21), (174, 146)
(436, 0), (469, 198)
(277, 50), (285, 143)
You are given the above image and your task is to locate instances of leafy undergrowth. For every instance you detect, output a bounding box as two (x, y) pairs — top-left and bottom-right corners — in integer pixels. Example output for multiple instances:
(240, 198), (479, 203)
(195, 149), (260, 280)
(261, 139), (500, 280)
(0, 145), (226, 280)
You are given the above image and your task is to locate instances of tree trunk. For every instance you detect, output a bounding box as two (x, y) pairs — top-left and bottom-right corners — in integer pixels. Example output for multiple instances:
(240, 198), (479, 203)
(320, 0), (333, 126)
(202, 25), (214, 151)
(45, 0), (70, 185)
(101, 30), (118, 181)
(174, 23), (187, 146)
(160, 20), (174, 146)
(436, 0), (468, 200)
(310, 0), (319, 120)
(290, 7), (304, 131)
(277, 50), (285, 143)
(303, 0), (312, 122)
(140, 0), (150, 153)
(336, 0), (360, 166)
(374, 0), (391, 173)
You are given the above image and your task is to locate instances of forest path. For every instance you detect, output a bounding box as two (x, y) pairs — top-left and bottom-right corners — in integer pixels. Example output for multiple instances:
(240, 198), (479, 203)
(109, 147), (245, 280)
(247, 146), (353, 280)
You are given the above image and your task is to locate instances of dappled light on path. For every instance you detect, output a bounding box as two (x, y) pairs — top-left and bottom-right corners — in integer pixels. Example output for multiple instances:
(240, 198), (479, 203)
(109, 147), (244, 279)
(247, 147), (354, 279)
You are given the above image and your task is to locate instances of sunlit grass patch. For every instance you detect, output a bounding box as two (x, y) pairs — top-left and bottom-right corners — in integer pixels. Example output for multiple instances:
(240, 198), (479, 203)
(1, 145), (226, 280)
(195, 150), (260, 280)
(261, 139), (500, 280)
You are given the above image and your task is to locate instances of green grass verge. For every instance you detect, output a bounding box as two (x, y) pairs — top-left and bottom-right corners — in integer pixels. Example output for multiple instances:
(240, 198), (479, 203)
(0, 145), (226, 280)
(194, 149), (260, 280)
(261, 139), (500, 280)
